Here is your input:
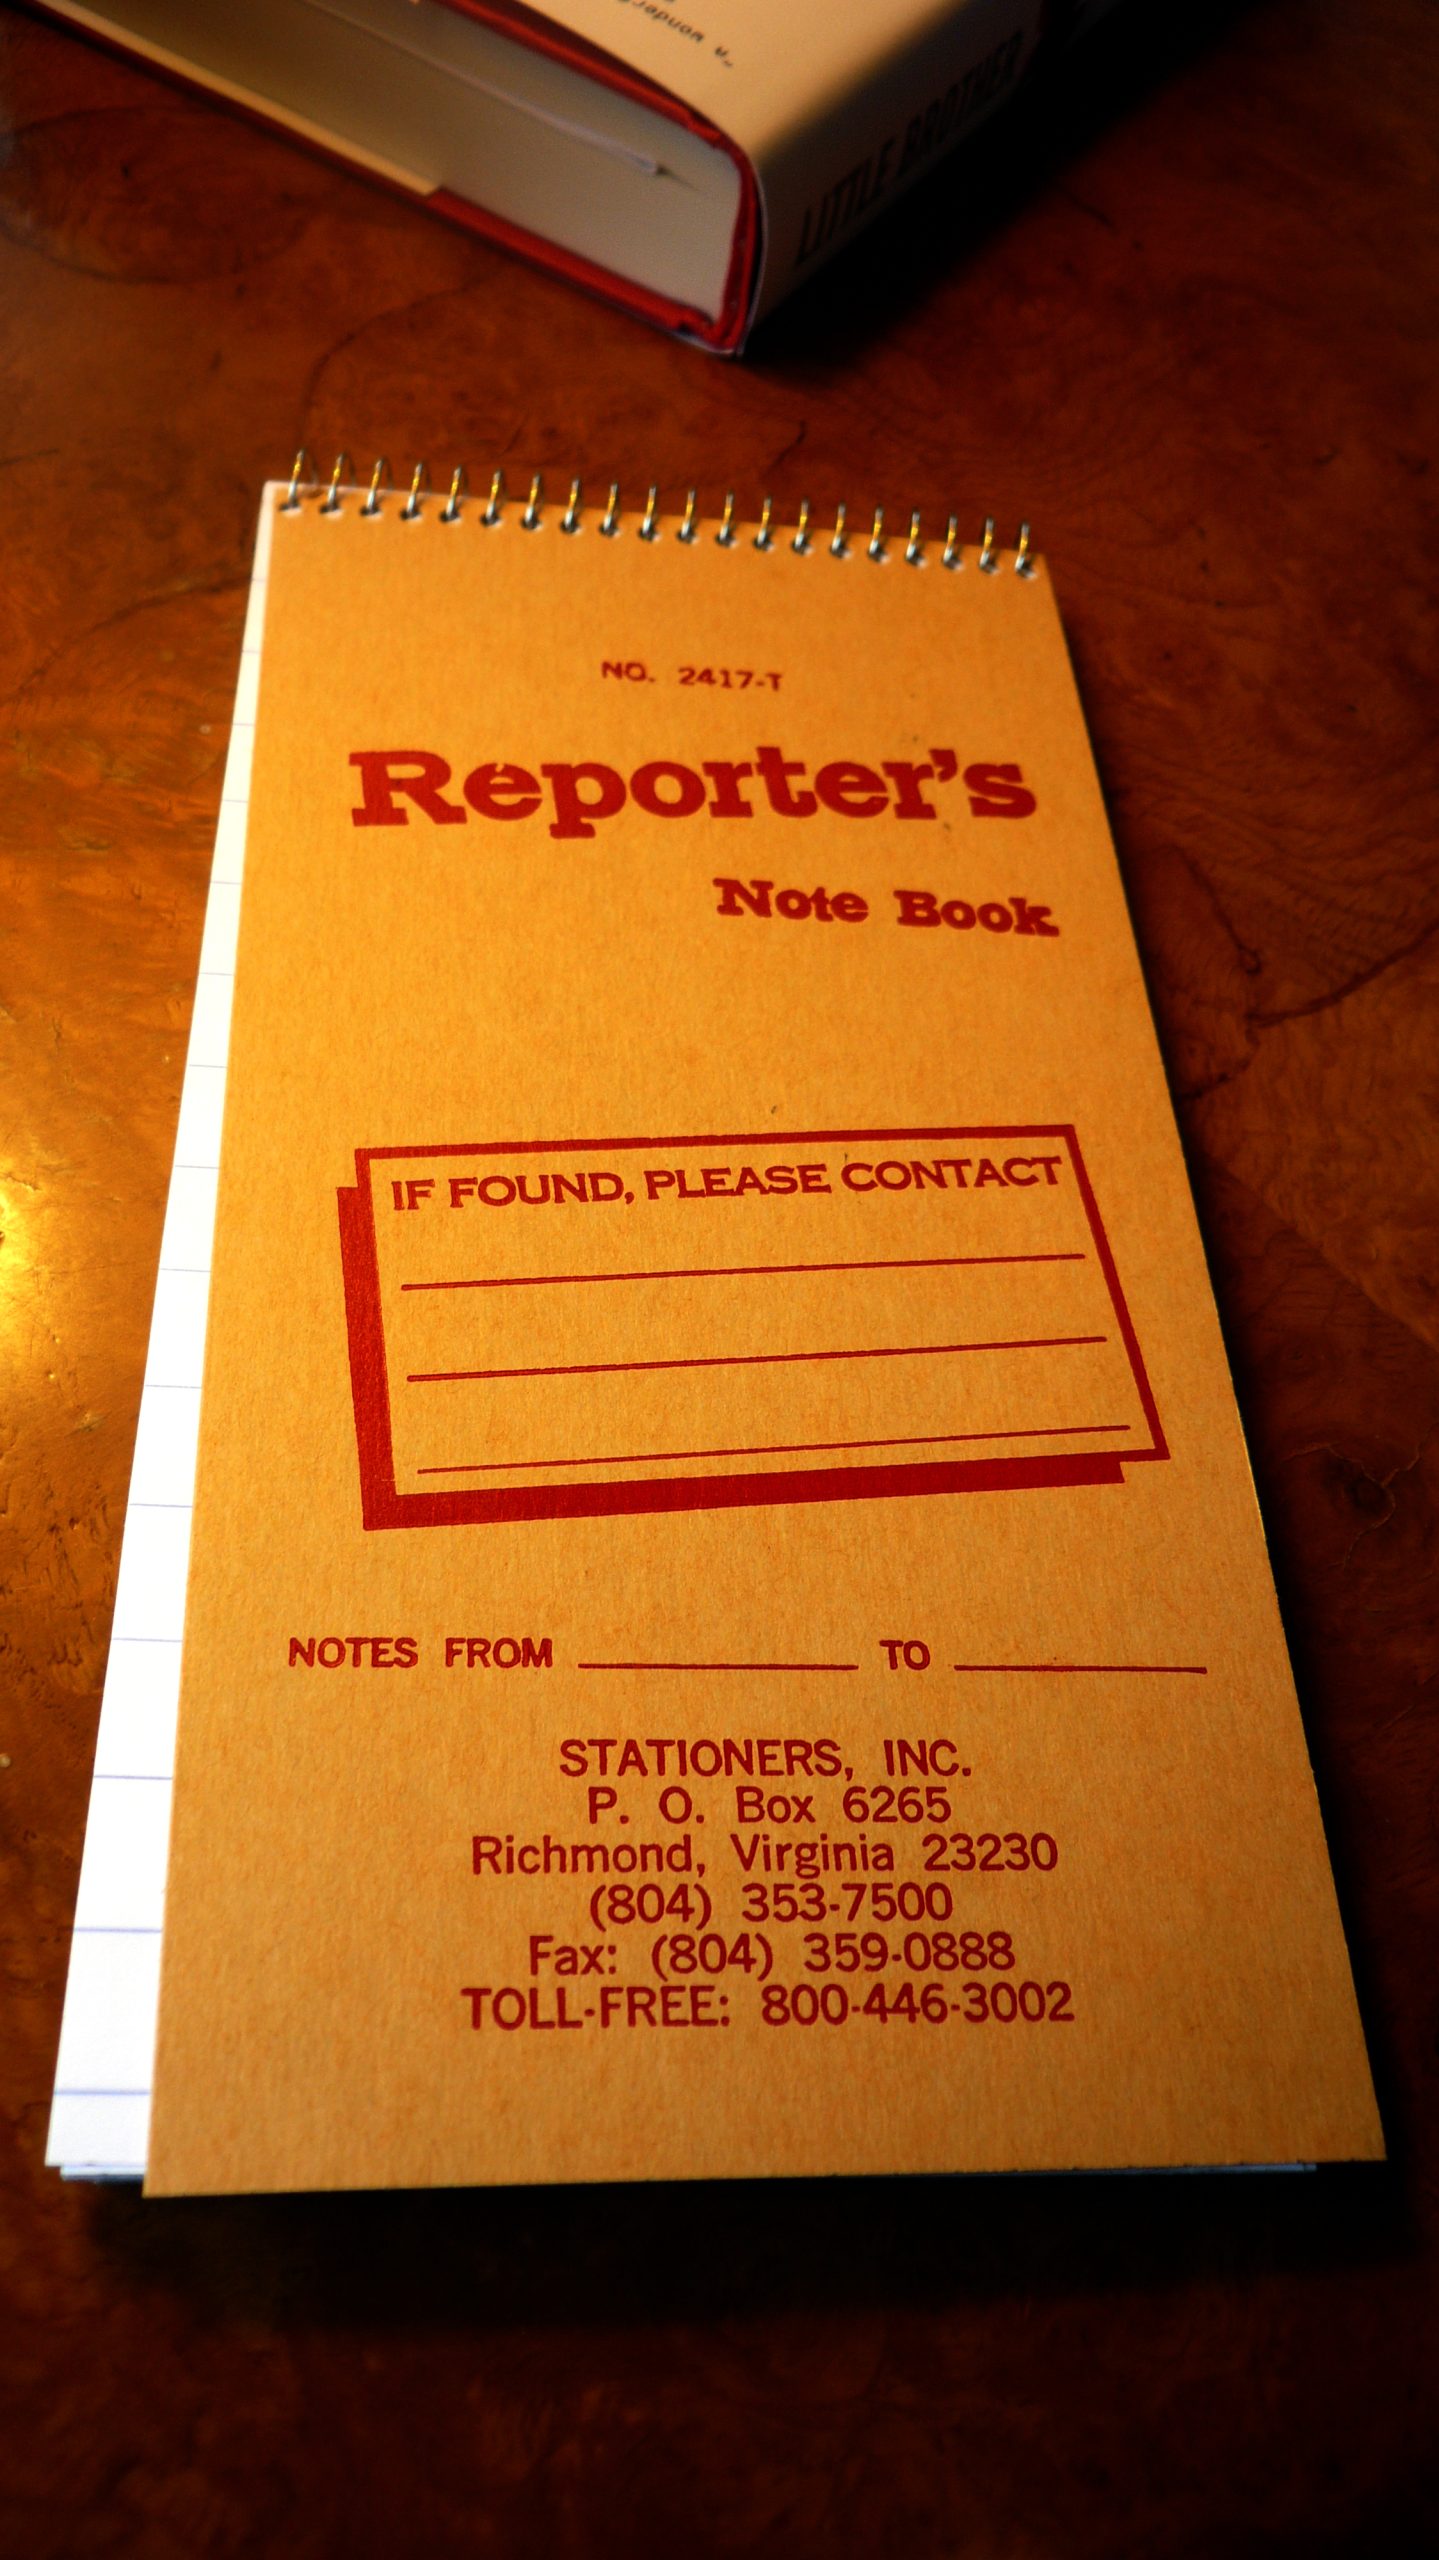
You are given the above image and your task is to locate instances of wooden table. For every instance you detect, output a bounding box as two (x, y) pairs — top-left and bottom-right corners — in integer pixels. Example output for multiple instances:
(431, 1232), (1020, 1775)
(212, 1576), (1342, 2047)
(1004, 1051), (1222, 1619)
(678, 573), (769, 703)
(5, 3), (1436, 2549)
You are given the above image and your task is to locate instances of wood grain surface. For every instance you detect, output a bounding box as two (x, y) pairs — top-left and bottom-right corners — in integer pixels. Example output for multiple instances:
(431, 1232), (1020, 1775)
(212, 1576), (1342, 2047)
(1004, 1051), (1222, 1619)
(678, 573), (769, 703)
(3, 2), (1436, 2551)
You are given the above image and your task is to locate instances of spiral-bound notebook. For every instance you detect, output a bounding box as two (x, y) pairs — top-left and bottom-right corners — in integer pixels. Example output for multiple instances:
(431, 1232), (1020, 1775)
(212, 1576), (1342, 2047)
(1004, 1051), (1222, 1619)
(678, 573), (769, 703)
(52, 465), (1381, 2192)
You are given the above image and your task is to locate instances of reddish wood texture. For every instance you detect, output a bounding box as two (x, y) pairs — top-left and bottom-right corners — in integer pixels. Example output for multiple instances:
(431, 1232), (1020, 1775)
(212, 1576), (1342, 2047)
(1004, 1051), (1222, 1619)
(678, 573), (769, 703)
(2, 3), (1436, 2551)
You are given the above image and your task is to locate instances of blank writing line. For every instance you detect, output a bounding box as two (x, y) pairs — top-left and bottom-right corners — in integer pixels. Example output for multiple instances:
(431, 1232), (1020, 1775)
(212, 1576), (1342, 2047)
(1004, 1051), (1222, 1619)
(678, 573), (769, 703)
(408, 1333), (1106, 1387)
(953, 1663), (1209, 1675)
(579, 1662), (859, 1672)
(419, 1421), (1131, 1477)
(402, 1251), (1085, 1294)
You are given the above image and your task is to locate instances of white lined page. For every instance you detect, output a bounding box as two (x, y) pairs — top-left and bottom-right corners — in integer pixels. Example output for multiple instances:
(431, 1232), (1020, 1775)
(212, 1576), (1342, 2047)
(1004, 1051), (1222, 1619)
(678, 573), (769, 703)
(47, 495), (275, 2179)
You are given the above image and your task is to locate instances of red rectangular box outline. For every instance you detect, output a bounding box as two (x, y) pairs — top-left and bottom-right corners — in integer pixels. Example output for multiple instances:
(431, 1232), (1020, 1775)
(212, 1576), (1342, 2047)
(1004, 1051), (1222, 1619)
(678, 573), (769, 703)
(337, 1127), (1169, 1530)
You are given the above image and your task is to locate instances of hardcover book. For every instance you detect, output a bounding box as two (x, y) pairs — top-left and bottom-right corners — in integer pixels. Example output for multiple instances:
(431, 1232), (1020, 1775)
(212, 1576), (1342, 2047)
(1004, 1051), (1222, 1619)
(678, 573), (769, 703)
(38, 0), (1116, 348)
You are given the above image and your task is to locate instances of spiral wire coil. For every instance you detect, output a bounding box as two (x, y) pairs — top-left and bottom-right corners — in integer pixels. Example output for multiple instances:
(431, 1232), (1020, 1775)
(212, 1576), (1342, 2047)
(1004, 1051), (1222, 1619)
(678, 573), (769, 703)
(281, 453), (1035, 575)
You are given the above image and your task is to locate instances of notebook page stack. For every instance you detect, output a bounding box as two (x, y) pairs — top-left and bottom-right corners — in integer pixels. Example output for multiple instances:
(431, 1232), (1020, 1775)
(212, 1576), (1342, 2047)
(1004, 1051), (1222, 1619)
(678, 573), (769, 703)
(47, 503), (273, 2180)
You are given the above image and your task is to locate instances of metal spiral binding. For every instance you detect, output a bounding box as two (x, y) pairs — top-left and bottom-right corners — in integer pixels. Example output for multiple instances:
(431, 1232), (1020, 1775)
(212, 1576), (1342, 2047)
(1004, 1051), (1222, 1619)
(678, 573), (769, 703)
(280, 453), (1036, 574)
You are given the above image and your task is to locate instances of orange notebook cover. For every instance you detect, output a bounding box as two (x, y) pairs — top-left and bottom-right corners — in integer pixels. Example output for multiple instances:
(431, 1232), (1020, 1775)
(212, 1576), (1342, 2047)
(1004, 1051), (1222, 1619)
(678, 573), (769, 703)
(144, 471), (1380, 2193)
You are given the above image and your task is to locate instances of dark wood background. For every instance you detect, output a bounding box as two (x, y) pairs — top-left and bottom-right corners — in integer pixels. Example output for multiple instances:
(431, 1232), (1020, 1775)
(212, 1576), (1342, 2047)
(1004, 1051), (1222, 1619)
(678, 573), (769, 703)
(4, 2), (1436, 2551)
